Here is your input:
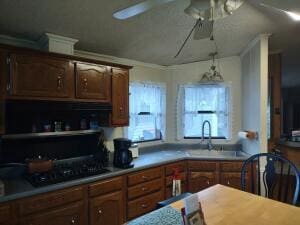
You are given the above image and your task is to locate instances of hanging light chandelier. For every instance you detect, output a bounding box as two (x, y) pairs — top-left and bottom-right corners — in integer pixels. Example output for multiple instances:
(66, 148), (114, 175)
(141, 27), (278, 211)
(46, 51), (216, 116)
(199, 52), (224, 83)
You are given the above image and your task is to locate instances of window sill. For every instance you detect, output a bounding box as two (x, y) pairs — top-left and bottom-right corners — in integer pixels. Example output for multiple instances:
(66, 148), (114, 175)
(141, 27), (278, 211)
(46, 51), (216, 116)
(133, 138), (162, 144)
(184, 137), (226, 140)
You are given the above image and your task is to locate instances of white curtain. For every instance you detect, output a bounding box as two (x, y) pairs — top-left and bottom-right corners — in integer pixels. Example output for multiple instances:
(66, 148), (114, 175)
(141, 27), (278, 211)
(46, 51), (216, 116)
(177, 84), (230, 140)
(127, 82), (166, 141)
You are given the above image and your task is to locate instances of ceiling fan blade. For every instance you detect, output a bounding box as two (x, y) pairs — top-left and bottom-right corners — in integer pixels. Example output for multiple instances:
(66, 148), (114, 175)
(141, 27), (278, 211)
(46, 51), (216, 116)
(193, 20), (213, 40)
(260, 0), (300, 12)
(113, 0), (176, 20)
(193, 9), (213, 40)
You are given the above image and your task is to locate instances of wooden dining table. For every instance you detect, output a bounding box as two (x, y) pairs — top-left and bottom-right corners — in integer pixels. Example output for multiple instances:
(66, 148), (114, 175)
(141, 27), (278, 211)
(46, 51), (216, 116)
(127, 184), (300, 225)
(171, 184), (300, 225)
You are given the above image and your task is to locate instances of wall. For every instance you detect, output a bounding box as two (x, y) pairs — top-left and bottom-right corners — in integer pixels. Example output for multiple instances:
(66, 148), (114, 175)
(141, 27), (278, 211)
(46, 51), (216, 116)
(240, 34), (269, 155)
(166, 56), (242, 144)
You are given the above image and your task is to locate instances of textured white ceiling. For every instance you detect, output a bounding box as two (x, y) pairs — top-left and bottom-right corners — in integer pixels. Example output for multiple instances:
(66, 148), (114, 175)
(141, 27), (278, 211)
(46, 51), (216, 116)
(0, 0), (299, 65)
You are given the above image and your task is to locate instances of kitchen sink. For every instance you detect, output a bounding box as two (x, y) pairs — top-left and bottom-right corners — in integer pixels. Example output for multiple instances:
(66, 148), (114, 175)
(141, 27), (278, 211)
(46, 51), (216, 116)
(187, 149), (249, 158)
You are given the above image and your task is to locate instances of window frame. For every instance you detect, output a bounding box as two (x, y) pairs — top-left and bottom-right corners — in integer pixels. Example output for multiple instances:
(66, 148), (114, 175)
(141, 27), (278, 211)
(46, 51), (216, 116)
(125, 82), (166, 143)
(181, 84), (231, 140)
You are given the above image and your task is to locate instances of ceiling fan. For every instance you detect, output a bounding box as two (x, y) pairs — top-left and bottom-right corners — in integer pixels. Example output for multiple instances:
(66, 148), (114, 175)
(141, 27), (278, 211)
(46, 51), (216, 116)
(113, 0), (245, 56)
(113, 0), (245, 38)
(259, 0), (300, 20)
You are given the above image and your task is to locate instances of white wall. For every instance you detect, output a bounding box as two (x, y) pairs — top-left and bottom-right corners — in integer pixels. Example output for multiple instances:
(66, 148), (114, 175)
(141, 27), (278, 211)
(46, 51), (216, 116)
(167, 56), (242, 144)
(240, 34), (269, 155)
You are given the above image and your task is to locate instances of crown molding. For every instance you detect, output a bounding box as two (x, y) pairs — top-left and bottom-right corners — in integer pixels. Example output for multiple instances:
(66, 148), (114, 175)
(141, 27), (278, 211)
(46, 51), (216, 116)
(74, 50), (167, 70)
(0, 34), (40, 49)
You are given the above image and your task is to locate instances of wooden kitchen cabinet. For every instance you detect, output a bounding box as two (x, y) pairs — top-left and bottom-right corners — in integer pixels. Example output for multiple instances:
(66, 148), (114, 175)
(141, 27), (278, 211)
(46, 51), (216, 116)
(110, 68), (129, 126)
(0, 204), (13, 225)
(188, 161), (218, 193)
(220, 172), (242, 189)
(165, 161), (187, 198)
(20, 201), (85, 225)
(188, 171), (218, 192)
(89, 191), (124, 225)
(75, 62), (111, 102)
(8, 53), (73, 99)
(127, 167), (164, 220)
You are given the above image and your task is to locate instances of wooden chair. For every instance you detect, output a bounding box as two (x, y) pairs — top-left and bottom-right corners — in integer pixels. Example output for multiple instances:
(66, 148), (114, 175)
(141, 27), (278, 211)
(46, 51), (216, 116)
(241, 153), (300, 206)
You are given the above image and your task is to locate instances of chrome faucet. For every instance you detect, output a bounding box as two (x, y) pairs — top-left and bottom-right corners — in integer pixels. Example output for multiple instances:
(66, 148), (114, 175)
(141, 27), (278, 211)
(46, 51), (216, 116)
(201, 120), (213, 150)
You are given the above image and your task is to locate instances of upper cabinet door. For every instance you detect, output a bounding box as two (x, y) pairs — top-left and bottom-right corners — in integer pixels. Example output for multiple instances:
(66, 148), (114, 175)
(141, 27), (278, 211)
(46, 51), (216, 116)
(111, 68), (129, 126)
(9, 53), (73, 99)
(75, 62), (111, 102)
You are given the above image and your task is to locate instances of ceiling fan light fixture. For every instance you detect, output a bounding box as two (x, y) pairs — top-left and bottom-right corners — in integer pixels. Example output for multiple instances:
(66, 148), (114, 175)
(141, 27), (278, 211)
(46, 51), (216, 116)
(184, 0), (211, 19)
(285, 11), (300, 21)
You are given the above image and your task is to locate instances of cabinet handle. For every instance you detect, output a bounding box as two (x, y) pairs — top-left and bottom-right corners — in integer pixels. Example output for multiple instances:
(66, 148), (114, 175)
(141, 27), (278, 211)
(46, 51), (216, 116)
(98, 209), (102, 214)
(206, 180), (210, 185)
(141, 187), (148, 191)
(57, 76), (63, 89)
(83, 78), (88, 90)
(71, 219), (75, 224)
(227, 180), (230, 185)
(142, 175), (148, 180)
(141, 204), (148, 208)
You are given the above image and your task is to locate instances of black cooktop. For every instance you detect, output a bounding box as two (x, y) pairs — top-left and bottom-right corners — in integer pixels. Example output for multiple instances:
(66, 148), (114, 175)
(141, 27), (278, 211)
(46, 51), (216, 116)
(25, 157), (110, 187)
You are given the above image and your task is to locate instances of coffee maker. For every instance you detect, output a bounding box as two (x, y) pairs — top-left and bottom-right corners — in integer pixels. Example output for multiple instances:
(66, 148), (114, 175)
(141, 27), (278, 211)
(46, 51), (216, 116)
(113, 138), (134, 169)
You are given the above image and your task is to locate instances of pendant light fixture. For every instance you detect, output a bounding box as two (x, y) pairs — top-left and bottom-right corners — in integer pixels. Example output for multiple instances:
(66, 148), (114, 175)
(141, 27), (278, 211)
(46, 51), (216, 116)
(199, 52), (224, 83)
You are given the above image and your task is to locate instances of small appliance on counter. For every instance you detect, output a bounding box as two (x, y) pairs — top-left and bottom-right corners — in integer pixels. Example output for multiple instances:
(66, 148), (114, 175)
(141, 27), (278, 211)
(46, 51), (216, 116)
(113, 138), (134, 169)
(129, 143), (139, 158)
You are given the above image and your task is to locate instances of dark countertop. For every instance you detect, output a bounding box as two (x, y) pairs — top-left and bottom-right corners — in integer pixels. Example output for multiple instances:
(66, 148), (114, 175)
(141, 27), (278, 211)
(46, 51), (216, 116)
(0, 147), (250, 203)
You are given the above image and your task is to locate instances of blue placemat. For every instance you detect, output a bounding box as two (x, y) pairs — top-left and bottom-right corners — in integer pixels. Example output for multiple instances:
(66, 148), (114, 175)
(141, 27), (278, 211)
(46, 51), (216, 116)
(127, 206), (184, 225)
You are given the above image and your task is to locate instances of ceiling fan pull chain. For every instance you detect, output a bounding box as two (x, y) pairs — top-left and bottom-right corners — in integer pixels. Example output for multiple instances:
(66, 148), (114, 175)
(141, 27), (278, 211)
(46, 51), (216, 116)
(174, 18), (202, 58)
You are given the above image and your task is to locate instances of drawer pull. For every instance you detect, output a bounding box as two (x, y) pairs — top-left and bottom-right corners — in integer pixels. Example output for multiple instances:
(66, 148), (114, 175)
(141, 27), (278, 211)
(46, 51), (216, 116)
(142, 175), (148, 180)
(141, 187), (148, 191)
(83, 78), (88, 90)
(227, 180), (230, 185)
(71, 219), (75, 224)
(98, 209), (102, 214)
(57, 76), (63, 89)
(207, 180), (210, 185)
(141, 204), (148, 208)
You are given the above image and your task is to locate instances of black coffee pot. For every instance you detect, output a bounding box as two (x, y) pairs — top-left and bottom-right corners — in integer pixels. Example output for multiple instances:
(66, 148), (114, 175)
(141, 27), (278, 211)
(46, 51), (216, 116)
(113, 138), (134, 169)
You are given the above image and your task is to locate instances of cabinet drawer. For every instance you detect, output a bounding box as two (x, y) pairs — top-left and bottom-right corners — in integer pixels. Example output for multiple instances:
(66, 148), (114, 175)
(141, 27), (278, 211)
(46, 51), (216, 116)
(18, 187), (84, 216)
(0, 204), (11, 224)
(220, 172), (242, 190)
(89, 177), (123, 197)
(188, 161), (217, 171)
(188, 171), (217, 193)
(165, 161), (186, 176)
(165, 172), (187, 186)
(220, 161), (244, 172)
(127, 191), (163, 220)
(127, 167), (163, 186)
(20, 201), (85, 225)
(128, 178), (162, 200)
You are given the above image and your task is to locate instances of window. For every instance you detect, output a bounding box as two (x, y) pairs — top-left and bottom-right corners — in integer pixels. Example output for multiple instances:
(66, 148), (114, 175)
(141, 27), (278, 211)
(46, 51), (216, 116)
(182, 84), (230, 139)
(127, 82), (166, 142)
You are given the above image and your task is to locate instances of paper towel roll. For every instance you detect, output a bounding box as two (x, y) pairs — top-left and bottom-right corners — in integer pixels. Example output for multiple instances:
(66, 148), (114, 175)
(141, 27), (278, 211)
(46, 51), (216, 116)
(238, 131), (248, 139)
(238, 131), (257, 140)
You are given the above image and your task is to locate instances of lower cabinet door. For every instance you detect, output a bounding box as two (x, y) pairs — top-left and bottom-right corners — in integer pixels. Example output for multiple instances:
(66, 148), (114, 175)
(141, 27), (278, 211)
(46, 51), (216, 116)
(89, 191), (124, 225)
(188, 172), (217, 193)
(220, 172), (242, 190)
(21, 201), (85, 225)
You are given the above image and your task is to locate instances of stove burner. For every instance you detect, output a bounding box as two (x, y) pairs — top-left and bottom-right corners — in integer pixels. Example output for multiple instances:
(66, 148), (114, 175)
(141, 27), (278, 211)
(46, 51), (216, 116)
(25, 158), (110, 187)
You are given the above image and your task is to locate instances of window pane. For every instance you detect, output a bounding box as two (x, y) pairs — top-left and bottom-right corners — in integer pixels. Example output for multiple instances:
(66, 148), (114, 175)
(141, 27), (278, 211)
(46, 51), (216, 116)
(183, 85), (229, 138)
(127, 83), (165, 142)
